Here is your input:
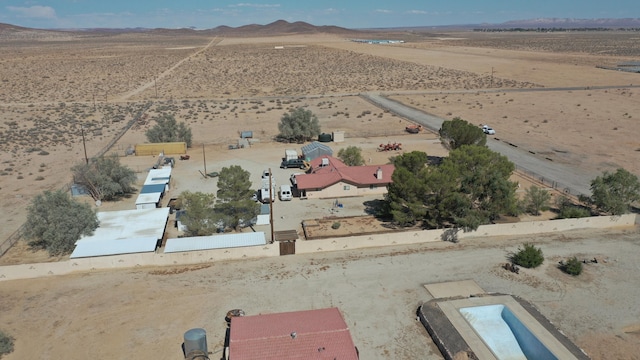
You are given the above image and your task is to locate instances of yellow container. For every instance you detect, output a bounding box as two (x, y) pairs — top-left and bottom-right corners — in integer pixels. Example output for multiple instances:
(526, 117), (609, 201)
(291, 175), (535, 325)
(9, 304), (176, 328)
(135, 142), (186, 156)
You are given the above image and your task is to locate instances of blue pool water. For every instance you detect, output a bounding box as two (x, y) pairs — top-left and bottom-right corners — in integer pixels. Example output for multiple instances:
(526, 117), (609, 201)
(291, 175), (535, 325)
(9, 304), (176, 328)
(459, 304), (557, 360)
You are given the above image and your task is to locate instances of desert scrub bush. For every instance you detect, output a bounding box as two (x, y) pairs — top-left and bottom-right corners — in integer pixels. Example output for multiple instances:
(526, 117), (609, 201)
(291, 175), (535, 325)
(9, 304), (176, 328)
(560, 257), (583, 276)
(511, 243), (544, 268)
(35, 176), (45, 181)
(0, 330), (14, 357)
(331, 222), (341, 229)
(38, 150), (49, 156)
(555, 197), (591, 219)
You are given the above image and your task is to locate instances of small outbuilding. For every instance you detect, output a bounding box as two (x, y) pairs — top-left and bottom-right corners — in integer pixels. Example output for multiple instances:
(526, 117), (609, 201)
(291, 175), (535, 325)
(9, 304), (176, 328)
(332, 130), (345, 143)
(301, 141), (333, 161)
(256, 204), (270, 225)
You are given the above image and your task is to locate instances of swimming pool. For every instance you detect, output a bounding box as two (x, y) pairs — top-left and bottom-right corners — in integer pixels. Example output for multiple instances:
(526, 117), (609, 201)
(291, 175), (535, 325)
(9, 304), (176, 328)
(460, 304), (557, 360)
(418, 289), (587, 359)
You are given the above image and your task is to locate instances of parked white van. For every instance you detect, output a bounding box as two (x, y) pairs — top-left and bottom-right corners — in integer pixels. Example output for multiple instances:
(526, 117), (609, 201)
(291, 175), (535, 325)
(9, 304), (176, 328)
(279, 184), (292, 201)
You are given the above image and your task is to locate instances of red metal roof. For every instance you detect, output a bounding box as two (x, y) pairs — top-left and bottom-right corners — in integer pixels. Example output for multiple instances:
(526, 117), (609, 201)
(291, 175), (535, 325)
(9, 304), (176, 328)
(296, 156), (394, 190)
(229, 307), (359, 360)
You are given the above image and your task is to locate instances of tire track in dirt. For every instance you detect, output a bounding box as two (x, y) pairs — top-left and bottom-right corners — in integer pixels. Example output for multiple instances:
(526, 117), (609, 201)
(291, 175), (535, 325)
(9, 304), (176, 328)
(116, 36), (222, 101)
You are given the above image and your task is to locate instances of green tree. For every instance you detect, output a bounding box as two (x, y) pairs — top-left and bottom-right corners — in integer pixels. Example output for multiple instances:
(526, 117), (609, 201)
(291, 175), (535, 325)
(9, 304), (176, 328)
(179, 191), (218, 236)
(215, 165), (260, 231)
(24, 190), (99, 256)
(392, 151), (428, 175)
(511, 243), (544, 268)
(522, 185), (551, 216)
(72, 154), (136, 201)
(384, 152), (429, 226)
(277, 107), (321, 143)
(439, 117), (487, 150)
(436, 145), (518, 230)
(588, 168), (640, 215)
(385, 146), (518, 231)
(337, 146), (365, 166)
(145, 114), (193, 147)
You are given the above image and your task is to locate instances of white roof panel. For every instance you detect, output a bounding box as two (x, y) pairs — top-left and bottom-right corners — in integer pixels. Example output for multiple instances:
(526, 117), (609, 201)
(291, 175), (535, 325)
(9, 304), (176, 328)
(145, 168), (171, 185)
(135, 192), (162, 205)
(79, 207), (169, 243)
(164, 232), (266, 253)
(71, 237), (158, 258)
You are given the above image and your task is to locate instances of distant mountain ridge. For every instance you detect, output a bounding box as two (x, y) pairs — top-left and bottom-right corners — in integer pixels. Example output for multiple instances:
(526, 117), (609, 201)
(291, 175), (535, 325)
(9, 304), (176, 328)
(207, 19), (355, 35)
(0, 20), (359, 37)
(1, 18), (639, 37)
(494, 17), (640, 28)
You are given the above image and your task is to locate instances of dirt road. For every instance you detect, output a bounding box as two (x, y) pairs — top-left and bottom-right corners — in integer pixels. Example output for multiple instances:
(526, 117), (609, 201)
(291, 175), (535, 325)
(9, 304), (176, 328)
(362, 92), (597, 196)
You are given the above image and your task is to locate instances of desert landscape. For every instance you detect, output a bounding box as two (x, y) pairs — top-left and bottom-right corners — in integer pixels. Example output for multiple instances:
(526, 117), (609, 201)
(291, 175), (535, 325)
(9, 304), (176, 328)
(1, 23), (640, 359)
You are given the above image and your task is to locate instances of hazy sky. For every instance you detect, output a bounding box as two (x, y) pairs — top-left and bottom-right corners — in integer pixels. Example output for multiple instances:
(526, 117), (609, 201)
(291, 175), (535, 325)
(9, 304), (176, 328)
(1, 1), (637, 29)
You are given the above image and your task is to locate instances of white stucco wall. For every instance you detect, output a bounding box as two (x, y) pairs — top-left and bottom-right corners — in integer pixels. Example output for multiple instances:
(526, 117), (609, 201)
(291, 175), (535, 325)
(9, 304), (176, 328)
(0, 214), (636, 282)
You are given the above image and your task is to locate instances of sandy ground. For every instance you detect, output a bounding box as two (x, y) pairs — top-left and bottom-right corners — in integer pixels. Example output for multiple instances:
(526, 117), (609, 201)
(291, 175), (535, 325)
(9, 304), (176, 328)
(1, 30), (640, 358)
(1, 227), (639, 359)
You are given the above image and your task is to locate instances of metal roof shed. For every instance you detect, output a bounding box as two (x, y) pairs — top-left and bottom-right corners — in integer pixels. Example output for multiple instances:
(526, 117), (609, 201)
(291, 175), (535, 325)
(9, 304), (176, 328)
(69, 208), (169, 258)
(80, 207), (169, 243)
(164, 232), (266, 253)
(145, 167), (172, 190)
(301, 141), (333, 161)
(70, 237), (158, 258)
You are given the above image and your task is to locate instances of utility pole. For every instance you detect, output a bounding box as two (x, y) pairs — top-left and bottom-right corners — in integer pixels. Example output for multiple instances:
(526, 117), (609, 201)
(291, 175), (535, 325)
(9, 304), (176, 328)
(269, 167), (274, 243)
(202, 144), (207, 176)
(81, 127), (88, 164)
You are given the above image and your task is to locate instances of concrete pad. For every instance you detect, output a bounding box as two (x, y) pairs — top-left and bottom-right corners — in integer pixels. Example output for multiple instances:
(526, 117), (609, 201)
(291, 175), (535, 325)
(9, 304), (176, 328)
(423, 279), (486, 299)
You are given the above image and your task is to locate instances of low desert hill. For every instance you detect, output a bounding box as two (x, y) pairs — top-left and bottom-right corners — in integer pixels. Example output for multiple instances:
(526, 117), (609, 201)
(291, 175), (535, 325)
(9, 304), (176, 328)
(0, 19), (361, 39)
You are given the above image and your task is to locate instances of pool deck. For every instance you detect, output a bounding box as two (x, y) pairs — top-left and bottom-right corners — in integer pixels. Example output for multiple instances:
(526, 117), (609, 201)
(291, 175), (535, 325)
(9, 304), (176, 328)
(418, 280), (590, 360)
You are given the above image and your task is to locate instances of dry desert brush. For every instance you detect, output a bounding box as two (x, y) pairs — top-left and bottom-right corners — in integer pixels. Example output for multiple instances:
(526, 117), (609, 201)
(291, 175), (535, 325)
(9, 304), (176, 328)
(0, 330), (14, 358)
(145, 114), (193, 147)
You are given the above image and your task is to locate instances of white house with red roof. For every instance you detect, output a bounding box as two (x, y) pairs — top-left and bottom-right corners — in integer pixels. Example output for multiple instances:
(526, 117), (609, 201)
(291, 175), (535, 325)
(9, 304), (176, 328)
(228, 307), (359, 360)
(294, 156), (394, 199)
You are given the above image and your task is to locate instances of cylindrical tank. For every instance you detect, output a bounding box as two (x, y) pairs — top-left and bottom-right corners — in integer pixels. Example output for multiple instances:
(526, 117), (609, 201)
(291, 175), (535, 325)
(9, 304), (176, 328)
(184, 328), (208, 356)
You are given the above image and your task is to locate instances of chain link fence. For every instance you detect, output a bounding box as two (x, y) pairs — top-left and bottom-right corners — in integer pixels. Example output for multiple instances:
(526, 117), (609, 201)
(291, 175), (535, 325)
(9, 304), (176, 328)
(514, 164), (585, 199)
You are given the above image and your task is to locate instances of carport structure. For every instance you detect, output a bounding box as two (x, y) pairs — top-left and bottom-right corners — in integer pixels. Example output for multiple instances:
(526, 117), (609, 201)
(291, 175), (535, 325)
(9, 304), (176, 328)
(70, 208), (169, 258)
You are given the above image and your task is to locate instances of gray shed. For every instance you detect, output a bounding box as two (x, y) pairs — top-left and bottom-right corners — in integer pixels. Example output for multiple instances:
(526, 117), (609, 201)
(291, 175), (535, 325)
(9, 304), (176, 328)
(301, 141), (333, 161)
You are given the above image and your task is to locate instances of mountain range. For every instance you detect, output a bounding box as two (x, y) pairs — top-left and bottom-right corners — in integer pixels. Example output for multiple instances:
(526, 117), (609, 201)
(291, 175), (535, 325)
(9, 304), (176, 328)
(1, 18), (639, 37)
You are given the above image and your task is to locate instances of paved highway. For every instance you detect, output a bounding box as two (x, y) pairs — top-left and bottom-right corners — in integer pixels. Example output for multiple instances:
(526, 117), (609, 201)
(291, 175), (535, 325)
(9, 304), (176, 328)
(362, 93), (597, 197)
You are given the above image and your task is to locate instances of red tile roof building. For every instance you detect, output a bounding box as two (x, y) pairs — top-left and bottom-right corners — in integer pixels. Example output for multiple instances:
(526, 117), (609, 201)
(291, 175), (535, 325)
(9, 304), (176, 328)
(295, 156), (394, 199)
(229, 307), (359, 360)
